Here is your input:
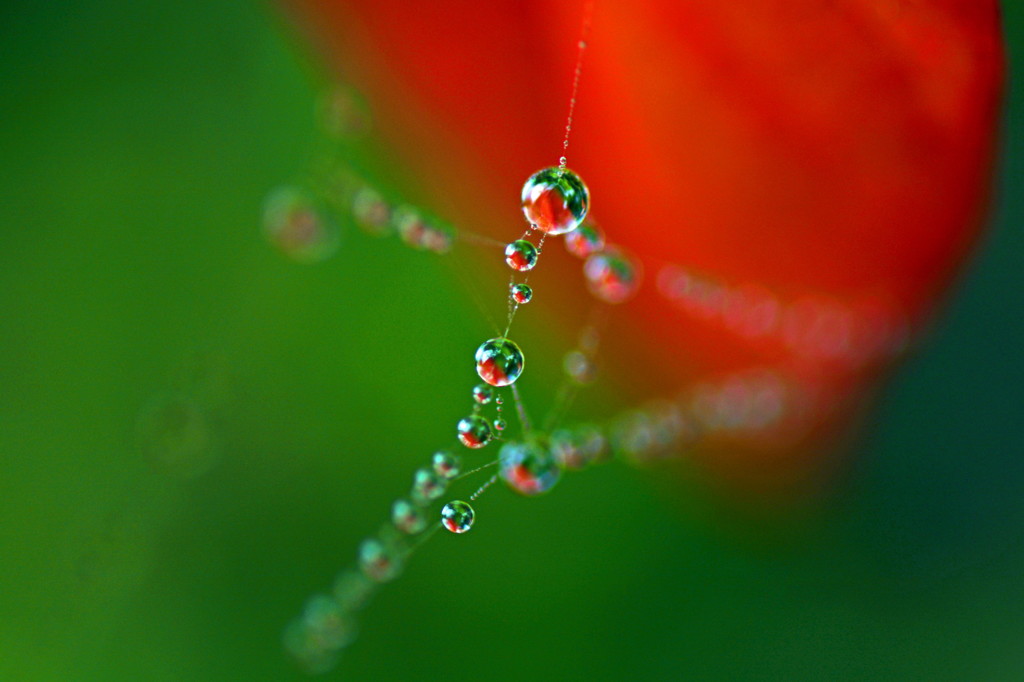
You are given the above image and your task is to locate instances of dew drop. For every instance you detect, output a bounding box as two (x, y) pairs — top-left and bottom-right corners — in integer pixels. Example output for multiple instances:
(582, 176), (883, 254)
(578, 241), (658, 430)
(475, 337), (525, 387)
(351, 186), (392, 237)
(472, 384), (493, 405)
(584, 247), (642, 304)
(564, 220), (605, 259)
(440, 500), (475, 533)
(510, 283), (533, 305)
(431, 450), (461, 479)
(358, 537), (403, 583)
(457, 415), (493, 449)
(563, 350), (597, 385)
(391, 498), (427, 534)
(411, 467), (447, 503)
(521, 167), (589, 235)
(504, 239), (539, 271)
(493, 417), (507, 432)
(263, 186), (339, 263)
(499, 440), (561, 495)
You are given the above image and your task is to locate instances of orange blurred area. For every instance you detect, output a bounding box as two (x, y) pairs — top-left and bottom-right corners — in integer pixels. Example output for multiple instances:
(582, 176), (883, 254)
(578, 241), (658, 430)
(286, 0), (1004, 492)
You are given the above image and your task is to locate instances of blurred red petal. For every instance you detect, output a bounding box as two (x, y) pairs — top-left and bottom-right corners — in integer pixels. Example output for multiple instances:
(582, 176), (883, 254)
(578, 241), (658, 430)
(286, 0), (1004, 490)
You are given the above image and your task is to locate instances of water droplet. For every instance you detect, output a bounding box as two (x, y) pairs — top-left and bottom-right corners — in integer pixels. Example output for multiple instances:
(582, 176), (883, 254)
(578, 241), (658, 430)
(358, 537), (403, 582)
(284, 617), (339, 674)
(504, 239), (539, 271)
(317, 85), (371, 139)
(510, 283), (533, 305)
(559, 155), (568, 166)
(472, 384), (493, 405)
(584, 247), (642, 304)
(521, 167), (589, 235)
(475, 337), (525, 387)
(499, 440), (561, 495)
(457, 415), (493, 449)
(393, 206), (454, 254)
(332, 569), (374, 611)
(440, 500), (475, 533)
(411, 467), (447, 503)
(564, 220), (605, 258)
(391, 498), (427, 534)
(352, 186), (392, 237)
(432, 450), (461, 479)
(263, 186), (339, 263)
(563, 350), (597, 385)
(302, 593), (356, 650)
(493, 417), (507, 431)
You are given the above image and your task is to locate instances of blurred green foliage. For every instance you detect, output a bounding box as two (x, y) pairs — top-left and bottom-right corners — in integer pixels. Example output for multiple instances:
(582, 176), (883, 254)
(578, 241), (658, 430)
(1, 1), (1023, 679)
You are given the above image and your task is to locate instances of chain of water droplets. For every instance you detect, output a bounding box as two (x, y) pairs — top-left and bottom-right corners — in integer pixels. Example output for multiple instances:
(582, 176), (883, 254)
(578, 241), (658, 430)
(274, 3), (810, 673)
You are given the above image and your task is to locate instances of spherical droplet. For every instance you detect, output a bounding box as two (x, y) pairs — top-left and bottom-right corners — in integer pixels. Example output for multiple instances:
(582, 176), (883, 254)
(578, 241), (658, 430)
(317, 85), (371, 139)
(550, 425), (607, 470)
(432, 450), (461, 479)
(358, 537), (403, 582)
(521, 167), (589, 235)
(391, 498), (427, 534)
(475, 337), (525, 387)
(499, 440), (561, 495)
(302, 593), (356, 650)
(411, 467), (447, 504)
(332, 569), (375, 611)
(472, 384), (493, 405)
(393, 206), (454, 254)
(493, 417), (507, 432)
(352, 186), (392, 237)
(457, 415), (493, 449)
(584, 247), (642, 304)
(505, 239), (539, 271)
(564, 220), (605, 258)
(440, 500), (475, 533)
(283, 617), (339, 675)
(563, 350), (597, 385)
(263, 186), (339, 263)
(510, 283), (533, 304)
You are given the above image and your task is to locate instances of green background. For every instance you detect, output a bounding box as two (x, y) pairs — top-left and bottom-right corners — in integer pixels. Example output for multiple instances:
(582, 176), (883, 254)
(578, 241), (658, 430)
(1, 2), (1022, 679)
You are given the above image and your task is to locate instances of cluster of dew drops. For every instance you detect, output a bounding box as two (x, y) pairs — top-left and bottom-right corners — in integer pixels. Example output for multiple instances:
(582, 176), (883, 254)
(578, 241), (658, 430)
(282, 158), (645, 674)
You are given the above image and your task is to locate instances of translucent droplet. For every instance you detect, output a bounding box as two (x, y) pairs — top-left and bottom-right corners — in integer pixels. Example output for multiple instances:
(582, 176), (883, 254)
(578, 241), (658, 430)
(499, 440), (561, 495)
(391, 498), (427, 534)
(441, 500), (475, 533)
(317, 85), (371, 139)
(510, 283), (533, 304)
(302, 593), (356, 650)
(564, 220), (605, 258)
(472, 384), (493, 405)
(352, 186), (392, 237)
(493, 417), (507, 432)
(457, 415), (493, 449)
(358, 537), (403, 582)
(584, 247), (642, 304)
(263, 186), (339, 263)
(432, 450), (461, 479)
(475, 337), (525, 387)
(332, 569), (375, 611)
(393, 206), (454, 254)
(559, 155), (568, 166)
(563, 350), (596, 385)
(411, 467), (447, 503)
(550, 424), (608, 470)
(521, 167), (589, 235)
(284, 617), (339, 675)
(504, 239), (539, 272)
